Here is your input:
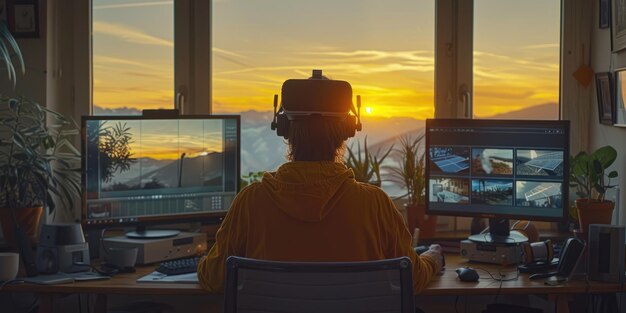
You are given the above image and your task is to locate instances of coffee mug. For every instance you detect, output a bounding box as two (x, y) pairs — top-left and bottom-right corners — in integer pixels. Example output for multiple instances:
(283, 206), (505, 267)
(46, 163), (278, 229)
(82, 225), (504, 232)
(104, 247), (138, 269)
(0, 252), (19, 281)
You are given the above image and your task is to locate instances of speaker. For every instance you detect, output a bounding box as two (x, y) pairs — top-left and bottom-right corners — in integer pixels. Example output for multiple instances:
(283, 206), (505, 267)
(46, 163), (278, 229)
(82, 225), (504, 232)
(588, 224), (625, 283)
(36, 224), (90, 274)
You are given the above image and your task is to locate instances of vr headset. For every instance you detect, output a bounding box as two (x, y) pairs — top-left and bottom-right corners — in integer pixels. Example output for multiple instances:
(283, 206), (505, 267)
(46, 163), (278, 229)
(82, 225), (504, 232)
(270, 70), (362, 139)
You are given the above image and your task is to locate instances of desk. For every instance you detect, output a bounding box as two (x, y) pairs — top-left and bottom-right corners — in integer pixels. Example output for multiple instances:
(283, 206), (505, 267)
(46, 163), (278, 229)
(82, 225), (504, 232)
(2, 255), (622, 313)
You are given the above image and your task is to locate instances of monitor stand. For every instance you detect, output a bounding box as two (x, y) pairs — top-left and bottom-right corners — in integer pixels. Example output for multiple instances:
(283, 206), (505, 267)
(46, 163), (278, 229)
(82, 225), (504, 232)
(126, 226), (180, 239)
(467, 218), (528, 244)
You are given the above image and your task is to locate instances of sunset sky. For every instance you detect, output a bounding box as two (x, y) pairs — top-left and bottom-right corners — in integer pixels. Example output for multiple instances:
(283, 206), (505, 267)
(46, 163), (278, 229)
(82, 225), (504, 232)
(93, 0), (560, 119)
(100, 119), (224, 160)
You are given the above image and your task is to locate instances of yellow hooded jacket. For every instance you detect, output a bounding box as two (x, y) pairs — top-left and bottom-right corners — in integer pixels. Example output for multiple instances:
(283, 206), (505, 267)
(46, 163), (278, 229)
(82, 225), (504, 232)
(197, 161), (438, 294)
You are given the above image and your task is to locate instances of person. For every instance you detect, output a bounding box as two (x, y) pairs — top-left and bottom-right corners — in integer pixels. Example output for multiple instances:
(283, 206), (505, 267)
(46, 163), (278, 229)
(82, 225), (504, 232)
(197, 71), (443, 294)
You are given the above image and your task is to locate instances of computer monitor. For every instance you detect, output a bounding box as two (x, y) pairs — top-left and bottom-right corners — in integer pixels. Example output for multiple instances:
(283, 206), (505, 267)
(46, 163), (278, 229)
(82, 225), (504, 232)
(425, 119), (569, 243)
(81, 114), (240, 238)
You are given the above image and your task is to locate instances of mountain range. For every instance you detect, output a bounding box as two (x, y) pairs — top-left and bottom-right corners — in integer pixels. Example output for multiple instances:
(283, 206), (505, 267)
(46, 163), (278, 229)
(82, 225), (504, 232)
(239, 102), (557, 174)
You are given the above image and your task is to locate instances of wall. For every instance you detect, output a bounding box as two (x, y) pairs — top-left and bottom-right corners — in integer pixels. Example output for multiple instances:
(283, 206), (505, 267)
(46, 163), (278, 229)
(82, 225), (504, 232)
(589, 0), (626, 227)
(0, 2), (48, 239)
(0, 1), (47, 105)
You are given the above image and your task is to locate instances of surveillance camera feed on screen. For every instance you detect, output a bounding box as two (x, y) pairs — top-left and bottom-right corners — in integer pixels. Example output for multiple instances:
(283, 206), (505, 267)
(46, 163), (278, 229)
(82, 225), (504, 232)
(83, 117), (239, 226)
(426, 120), (568, 220)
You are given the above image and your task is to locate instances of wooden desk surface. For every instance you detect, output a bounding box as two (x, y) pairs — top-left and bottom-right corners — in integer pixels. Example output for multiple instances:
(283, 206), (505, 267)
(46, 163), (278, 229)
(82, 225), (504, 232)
(3, 255), (622, 297)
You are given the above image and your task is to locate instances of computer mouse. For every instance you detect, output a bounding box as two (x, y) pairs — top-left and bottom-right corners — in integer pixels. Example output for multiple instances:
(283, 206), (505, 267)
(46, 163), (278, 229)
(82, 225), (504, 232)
(455, 267), (479, 282)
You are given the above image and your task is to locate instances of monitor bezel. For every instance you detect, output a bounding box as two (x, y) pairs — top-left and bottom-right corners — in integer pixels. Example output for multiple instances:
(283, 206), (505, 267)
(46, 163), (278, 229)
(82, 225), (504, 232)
(80, 114), (241, 229)
(424, 118), (569, 223)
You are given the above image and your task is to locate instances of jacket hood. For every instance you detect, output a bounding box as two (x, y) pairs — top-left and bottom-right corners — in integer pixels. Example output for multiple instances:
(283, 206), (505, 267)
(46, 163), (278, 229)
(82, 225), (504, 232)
(260, 161), (356, 222)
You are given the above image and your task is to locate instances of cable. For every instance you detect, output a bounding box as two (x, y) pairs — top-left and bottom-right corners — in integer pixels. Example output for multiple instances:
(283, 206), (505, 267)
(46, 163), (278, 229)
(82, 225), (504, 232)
(472, 266), (518, 305)
(494, 274), (504, 304)
(584, 275), (591, 313)
(9, 293), (38, 313)
(0, 279), (23, 291)
(72, 262), (118, 277)
(78, 293), (83, 313)
(464, 295), (467, 313)
(473, 267), (519, 281)
(618, 275), (624, 313)
(454, 295), (459, 313)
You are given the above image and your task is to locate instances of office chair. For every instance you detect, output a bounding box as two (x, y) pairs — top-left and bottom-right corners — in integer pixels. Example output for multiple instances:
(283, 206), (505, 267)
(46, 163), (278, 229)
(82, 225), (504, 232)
(224, 256), (415, 313)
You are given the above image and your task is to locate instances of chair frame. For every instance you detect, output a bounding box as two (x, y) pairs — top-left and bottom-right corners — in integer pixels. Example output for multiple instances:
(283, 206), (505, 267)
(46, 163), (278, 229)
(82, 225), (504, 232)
(224, 256), (415, 313)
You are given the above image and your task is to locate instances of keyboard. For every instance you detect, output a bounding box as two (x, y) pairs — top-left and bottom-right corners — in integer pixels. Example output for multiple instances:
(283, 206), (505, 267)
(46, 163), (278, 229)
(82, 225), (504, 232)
(155, 256), (202, 276)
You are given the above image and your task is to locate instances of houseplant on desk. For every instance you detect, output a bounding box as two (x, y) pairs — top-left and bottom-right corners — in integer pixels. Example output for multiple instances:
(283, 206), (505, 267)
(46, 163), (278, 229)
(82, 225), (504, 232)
(387, 135), (437, 237)
(569, 145), (618, 236)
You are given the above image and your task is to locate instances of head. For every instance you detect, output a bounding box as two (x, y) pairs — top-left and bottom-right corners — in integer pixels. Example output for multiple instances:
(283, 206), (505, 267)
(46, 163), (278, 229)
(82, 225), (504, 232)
(286, 118), (347, 162)
(271, 70), (362, 162)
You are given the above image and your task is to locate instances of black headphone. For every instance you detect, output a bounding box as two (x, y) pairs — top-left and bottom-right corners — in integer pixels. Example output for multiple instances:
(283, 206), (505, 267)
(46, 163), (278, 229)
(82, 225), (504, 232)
(270, 70), (362, 139)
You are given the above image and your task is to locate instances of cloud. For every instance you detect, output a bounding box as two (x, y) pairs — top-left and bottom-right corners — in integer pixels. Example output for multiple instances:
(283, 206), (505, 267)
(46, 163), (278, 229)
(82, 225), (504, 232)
(213, 48), (248, 59)
(307, 50), (433, 62)
(523, 43), (559, 50)
(93, 21), (173, 47)
(93, 1), (172, 10)
(93, 55), (160, 71)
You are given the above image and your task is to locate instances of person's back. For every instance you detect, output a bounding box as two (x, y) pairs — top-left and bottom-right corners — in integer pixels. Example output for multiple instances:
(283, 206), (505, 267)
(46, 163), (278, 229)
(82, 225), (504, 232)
(197, 70), (442, 294)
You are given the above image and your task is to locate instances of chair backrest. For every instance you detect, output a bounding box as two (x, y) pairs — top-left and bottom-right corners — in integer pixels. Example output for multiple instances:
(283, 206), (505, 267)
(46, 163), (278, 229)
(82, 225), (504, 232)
(224, 256), (415, 313)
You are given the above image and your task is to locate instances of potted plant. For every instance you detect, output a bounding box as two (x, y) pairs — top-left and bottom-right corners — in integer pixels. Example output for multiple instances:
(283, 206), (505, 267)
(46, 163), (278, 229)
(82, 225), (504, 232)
(387, 134), (437, 237)
(0, 96), (81, 243)
(569, 145), (618, 236)
(0, 21), (80, 245)
(344, 136), (393, 187)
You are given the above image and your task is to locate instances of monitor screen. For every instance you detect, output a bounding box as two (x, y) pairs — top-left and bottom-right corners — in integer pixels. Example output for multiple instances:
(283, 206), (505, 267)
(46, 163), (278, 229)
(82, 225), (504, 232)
(425, 119), (569, 222)
(81, 115), (240, 227)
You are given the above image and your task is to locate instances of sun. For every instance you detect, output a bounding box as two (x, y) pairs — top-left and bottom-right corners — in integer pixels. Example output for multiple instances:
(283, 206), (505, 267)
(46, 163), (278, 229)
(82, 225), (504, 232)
(365, 107), (373, 115)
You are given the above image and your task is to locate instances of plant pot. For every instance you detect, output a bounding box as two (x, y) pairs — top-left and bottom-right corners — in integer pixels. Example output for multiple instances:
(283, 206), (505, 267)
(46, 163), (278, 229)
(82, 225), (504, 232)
(405, 204), (438, 239)
(0, 207), (43, 246)
(575, 198), (614, 234)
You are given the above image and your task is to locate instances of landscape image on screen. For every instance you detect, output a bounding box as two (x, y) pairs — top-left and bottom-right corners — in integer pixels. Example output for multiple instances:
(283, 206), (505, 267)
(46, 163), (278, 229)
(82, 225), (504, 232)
(429, 178), (470, 204)
(471, 148), (513, 175)
(84, 119), (233, 219)
(88, 120), (225, 192)
(515, 181), (562, 208)
(429, 147), (470, 175)
(516, 149), (564, 177)
(471, 179), (513, 206)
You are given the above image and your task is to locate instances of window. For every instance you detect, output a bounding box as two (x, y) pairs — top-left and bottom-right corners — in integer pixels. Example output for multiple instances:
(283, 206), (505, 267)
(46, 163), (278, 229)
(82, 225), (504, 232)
(473, 0), (560, 119)
(92, 0), (174, 115)
(212, 0), (435, 196)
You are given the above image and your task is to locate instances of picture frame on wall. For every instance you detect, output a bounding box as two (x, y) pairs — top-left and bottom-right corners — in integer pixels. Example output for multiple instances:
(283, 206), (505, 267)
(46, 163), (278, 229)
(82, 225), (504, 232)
(7, 0), (38, 39)
(596, 72), (615, 125)
(612, 0), (626, 51)
(613, 70), (626, 126)
(601, 0), (611, 29)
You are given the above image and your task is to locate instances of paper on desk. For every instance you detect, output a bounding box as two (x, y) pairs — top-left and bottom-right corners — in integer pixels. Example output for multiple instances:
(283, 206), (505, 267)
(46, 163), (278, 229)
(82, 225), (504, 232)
(137, 271), (198, 284)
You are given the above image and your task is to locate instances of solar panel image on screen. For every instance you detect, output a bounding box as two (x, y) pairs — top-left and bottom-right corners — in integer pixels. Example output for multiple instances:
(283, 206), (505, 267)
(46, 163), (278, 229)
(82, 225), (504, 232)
(471, 148), (513, 175)
(429, 147), (470, 174)
(471, 179), (513, 206)
(429, 178), (470, 203)
(516, 150), (564, 177)
(426, 119), (569, 221)
(515, 181), (562, 208)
